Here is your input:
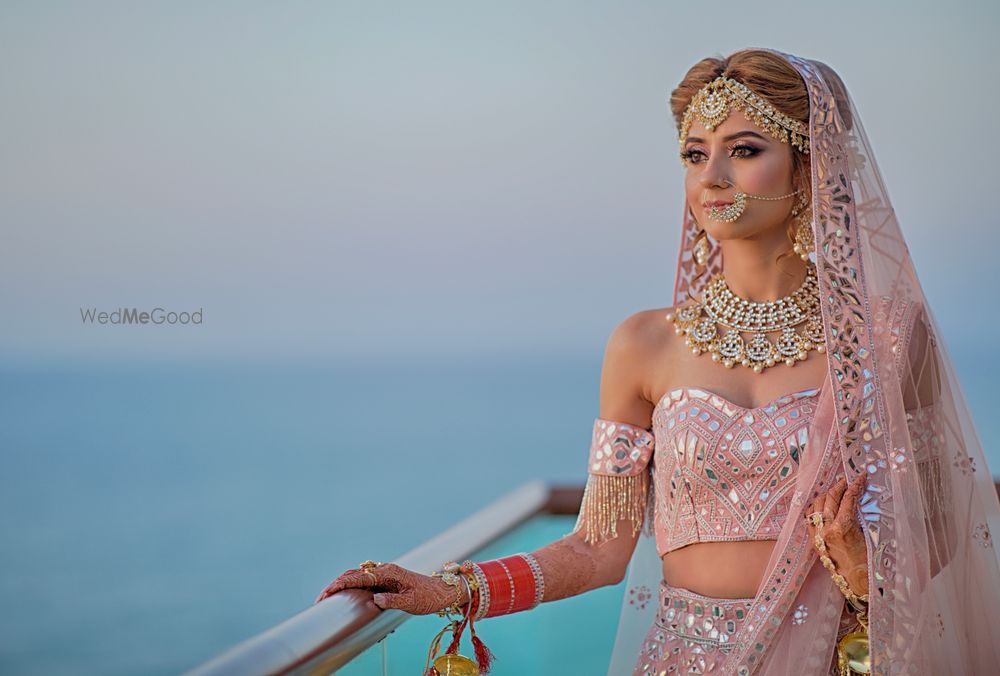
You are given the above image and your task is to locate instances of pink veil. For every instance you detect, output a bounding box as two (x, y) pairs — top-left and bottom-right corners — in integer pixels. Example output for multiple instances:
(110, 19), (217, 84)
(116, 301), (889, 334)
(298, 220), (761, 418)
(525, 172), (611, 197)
(607, 48), (1000, 675)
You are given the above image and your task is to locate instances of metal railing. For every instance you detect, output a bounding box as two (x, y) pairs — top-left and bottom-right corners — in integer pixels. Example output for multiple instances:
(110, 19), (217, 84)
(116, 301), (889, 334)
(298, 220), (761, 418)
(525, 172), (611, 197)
(185, 481), (553, 676)
(184, 479), (1000, 675)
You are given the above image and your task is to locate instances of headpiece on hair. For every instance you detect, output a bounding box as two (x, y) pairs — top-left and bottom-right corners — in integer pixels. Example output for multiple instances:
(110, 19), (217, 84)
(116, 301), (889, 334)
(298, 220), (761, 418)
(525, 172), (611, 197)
(678, 75), (810, 161)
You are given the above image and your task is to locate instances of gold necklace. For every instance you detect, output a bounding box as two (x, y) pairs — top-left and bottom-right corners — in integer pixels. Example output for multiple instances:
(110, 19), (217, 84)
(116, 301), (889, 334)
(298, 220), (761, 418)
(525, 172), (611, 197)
(665, 262), (826, 373)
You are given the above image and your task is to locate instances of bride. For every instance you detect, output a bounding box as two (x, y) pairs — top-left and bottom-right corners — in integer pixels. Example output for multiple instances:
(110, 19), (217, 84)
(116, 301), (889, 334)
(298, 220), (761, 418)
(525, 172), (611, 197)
(315, 48), (1000, 675)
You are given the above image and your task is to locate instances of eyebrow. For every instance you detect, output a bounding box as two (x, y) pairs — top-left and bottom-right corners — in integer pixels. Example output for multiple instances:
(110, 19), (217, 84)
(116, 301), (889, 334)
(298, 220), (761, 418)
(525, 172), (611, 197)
(685, 130), (769, 145)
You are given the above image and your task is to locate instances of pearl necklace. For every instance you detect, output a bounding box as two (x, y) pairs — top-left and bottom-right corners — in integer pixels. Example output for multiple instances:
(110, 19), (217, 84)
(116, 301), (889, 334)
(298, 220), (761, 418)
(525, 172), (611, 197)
(665, 262), (826, 373)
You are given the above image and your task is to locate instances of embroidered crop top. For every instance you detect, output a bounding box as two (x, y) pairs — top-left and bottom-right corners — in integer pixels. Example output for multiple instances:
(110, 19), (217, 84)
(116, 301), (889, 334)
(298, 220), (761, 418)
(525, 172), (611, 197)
(570, 385), (821, 558)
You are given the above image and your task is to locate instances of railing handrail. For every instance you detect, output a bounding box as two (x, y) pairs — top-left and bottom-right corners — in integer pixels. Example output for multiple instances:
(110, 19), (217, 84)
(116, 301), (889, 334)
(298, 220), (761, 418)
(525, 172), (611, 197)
(184, 481), (551, 676)
(182, 478), (1000, 675)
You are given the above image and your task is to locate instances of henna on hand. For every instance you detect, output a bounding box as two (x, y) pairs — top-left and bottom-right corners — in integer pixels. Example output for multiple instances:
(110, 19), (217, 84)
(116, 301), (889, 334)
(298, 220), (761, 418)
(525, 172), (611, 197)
(806, 474), (870, 596)
(313, 562), (468, 615)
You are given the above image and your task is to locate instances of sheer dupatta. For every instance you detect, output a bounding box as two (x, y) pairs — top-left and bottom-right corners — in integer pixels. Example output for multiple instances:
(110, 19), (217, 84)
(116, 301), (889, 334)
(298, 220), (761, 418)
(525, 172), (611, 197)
(607, 49), (1000, 675)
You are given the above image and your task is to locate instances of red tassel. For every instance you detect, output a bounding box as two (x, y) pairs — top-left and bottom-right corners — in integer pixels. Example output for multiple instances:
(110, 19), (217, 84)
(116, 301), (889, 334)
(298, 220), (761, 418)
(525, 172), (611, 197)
(443, 615), (468, 655)
(471, 633), (495, 674)
(461, 572), (494, 675)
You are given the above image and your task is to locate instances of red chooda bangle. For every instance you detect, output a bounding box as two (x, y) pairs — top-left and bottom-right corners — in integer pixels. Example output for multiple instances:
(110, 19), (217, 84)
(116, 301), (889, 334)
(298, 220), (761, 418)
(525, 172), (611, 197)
(468, 553), (545, 620)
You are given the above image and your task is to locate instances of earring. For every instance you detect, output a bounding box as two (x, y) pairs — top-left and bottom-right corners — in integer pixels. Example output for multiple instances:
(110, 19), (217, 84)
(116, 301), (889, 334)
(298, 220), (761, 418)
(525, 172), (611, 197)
(687, 205), (711, 267)
(790, 192), (814, 260)
(694, 228), (711, 267)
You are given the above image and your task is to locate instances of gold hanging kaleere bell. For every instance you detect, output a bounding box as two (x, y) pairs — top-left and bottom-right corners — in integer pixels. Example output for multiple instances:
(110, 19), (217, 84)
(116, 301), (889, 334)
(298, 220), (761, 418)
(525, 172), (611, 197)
(424, 620), (481, 676)
(432, 652), (480, 676)
(423, 563), (495, 676)
(837, 606), (871, 675)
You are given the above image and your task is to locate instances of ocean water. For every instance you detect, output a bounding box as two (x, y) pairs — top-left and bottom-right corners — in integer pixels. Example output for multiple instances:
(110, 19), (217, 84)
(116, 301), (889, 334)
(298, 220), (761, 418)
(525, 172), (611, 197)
(1, 352), (997, 675)
(0, 355), (601, 675)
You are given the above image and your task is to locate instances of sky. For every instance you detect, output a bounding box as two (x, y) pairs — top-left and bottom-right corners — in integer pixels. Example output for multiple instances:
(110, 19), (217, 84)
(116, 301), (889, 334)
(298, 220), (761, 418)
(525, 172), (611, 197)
(2, 0), (998, 365)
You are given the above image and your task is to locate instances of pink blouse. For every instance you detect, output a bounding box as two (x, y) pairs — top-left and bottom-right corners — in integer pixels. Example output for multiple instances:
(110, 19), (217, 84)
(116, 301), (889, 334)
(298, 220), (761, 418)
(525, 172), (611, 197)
(578, 386), (821, 557)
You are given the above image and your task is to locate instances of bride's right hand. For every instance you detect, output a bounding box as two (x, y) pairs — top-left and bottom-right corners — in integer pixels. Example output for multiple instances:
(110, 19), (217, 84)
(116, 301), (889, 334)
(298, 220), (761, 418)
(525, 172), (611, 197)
(312, 562), (469, 615)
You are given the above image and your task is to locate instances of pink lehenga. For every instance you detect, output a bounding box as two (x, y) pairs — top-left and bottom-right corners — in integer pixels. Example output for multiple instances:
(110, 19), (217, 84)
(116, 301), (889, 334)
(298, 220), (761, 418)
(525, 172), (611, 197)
(570, 48), (1000, 675)
(620, 385), (861, 675)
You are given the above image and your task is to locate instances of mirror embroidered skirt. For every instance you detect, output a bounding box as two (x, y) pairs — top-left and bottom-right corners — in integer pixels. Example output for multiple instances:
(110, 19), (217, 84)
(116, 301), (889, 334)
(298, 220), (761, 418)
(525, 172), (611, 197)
(632, 579), (854, 674)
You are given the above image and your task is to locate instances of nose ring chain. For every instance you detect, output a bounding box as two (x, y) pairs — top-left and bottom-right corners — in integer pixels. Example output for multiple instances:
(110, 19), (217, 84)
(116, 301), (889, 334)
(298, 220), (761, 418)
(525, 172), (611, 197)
(709, 187), (801, 223)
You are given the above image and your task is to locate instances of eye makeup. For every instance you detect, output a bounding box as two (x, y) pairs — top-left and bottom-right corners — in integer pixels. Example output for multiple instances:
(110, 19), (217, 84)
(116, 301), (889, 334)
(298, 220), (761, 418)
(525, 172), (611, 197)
(681, 142), (762, 164)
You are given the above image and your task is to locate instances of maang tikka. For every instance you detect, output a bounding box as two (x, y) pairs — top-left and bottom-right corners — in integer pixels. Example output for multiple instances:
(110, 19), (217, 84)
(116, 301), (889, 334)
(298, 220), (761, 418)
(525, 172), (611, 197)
(678, 76), (810, 158)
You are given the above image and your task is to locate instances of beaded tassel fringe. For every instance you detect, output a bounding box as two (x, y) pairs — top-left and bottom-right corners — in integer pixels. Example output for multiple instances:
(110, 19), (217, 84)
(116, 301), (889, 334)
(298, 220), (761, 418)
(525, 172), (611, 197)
(917, 456), (951, 518)
(906, 401), (952, 519)
(572, 472), (651, 545)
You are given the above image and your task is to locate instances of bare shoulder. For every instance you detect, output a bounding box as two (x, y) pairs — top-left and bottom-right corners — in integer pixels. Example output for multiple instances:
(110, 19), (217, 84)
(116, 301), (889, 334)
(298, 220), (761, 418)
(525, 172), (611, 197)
(599, 307), (678, 420)
(605, 306), (678, 358)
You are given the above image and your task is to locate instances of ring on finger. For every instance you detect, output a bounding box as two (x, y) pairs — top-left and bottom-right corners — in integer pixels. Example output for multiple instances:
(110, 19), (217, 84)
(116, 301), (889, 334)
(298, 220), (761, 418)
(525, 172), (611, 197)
(805, 511), (826, 528)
